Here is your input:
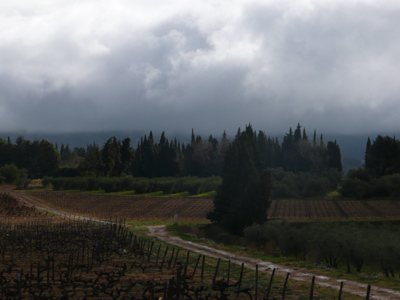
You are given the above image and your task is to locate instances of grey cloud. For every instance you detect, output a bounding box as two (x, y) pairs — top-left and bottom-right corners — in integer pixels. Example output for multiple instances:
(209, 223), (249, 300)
(1, 1), (400, 135)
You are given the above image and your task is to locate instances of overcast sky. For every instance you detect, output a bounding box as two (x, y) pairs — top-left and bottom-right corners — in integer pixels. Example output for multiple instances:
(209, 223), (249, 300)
(1, 0), (399, 136)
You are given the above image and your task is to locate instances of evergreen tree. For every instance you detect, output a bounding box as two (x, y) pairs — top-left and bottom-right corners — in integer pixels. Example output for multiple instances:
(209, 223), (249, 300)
(156, 132), (178, 177)
(313, 130), (317, 148)
(365, 137), (372, 169)
(73, 147), (86, 158)
(294, 123), (302, 144)
(282, 127), (297, 171)
(102, 137), (122, 177)
(131, 142), (142, 176)
(303, 128), (308, 141)
(14, 136), (31, 170)
(208, 124), (272, 234)
(365, 136), (400, 177)
(120, 138), (134, 175)
(192, 139), (212, 176)
(327, 140), (343, 172)
(257, 131), (268, 169)
(215, 131), (230, 175)
(139, 133), (156, 177)
(78, 143), (102, 176)
(33, 140), (60, 177)
(60, 144), (73, 161)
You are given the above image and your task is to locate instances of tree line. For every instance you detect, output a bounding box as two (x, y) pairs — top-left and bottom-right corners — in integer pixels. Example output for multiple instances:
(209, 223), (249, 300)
(76, 123), (342, 178)
(43, 176), (221, 195)
(341, 135), (400, 198)
(0, 124), (342, 188)
(0, 137), (59, 183)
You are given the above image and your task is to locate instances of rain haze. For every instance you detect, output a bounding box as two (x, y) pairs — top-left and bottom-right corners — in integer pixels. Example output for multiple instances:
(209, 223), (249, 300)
(1, 0), (400, 136)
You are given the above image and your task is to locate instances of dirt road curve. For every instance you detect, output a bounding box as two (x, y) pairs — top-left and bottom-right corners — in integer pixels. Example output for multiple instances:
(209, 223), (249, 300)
(8, 189), (117, 225)
(7, 190), (400, 300)
(146, 225), (400, 300)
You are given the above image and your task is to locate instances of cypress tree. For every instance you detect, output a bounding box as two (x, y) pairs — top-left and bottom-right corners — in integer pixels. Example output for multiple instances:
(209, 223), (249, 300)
(327, 140), (343, 172)
(294, 123), (302, 144)
(208, 124), (272, 234)
(313, 130), (317, 148)
(102, 137), (122, 177)
(120, 138), (134, 175)
(365, 137), (372, 169)
(303, 128), (308, 141)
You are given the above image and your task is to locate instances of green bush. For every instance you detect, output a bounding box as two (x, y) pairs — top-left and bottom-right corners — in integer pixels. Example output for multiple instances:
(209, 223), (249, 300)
(302, 177), (330, 197)
(271, 182), (296, 198)
(155, 178), (177, 194)
(87, 177), (100, 190)
(269, 168), (337, 199)
(244, 221), (400, 275)
(341, 173), (400, 198)
(347, 168), (371, 181)
(39, 176), (222, 195)
(0, 164), (19, 183)
(340, 178), (368, 198)
(130, 178), (150, 194)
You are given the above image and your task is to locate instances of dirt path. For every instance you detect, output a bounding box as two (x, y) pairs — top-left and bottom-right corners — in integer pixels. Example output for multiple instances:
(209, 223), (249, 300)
(146, 225), (400, 300)
(7, 189), (119, 226)
(6, 189), (400, 300)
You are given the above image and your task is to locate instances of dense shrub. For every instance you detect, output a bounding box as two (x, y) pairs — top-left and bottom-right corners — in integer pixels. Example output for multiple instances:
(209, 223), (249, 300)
(155, 178), (177, 194)
(347, 168), (371, 182)
(99, 178), (119, 193)
(181, 178), (203, 195)
(0, 164), (20, 183)
(271, 181), (297, 199)
(269, 168), (339, 199)
(16, 169), (30, 189)
(42, 176), (222, 195)
(87, 177), (101, 190)
(52, 167), (79, 178)
(340, 178), (368, 198)
(302, 177), (330, 198)
(130, 178), (151, 194)
(341, 173), (400, 198)
(244, 221), (400, 276)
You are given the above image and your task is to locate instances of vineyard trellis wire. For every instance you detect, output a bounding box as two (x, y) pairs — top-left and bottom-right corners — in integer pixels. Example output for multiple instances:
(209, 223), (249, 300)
(0, 193), (379, 299)
(0, 220), (374, 300)
(25, 191), (214, 222)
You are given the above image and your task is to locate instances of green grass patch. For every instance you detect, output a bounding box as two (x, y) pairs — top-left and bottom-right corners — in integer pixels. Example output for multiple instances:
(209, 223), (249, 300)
(160, 191), (190, 197)
(189, 191), (217, 198)
(326, 190), (340, 198)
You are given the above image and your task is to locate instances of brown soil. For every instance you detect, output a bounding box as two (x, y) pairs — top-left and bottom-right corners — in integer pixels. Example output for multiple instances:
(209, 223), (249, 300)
(7, 188), (400, 300)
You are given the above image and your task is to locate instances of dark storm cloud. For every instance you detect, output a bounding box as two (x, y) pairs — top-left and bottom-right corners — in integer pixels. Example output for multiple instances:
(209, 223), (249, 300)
(0, 1), (399, 135)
